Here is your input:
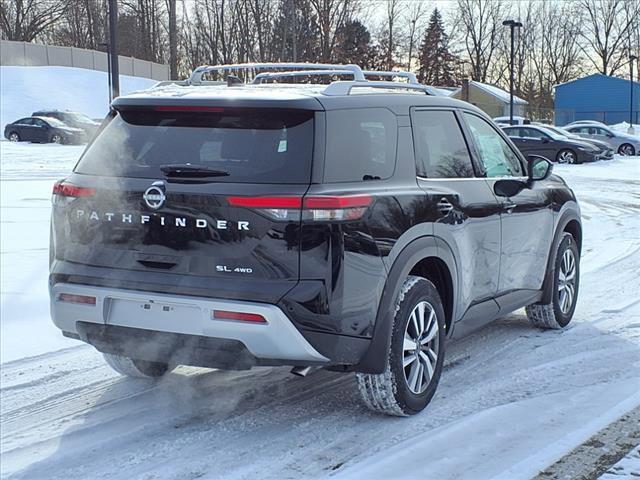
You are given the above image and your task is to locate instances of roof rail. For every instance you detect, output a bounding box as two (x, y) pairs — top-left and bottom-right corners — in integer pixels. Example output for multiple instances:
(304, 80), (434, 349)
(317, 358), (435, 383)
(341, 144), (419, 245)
(363, 70), (419, 84)
(190, 63), (365, 85)
(323, 81), (432, 96)
(253, 70), (354, 84)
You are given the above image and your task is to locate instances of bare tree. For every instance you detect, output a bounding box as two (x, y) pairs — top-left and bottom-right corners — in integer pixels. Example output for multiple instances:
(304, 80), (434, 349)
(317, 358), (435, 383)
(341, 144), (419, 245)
(579, 0), (640, 76)
(308, 0), (356, 62)
(453, 0), (509, 83)
(1, 0), (67, 41)
(380, 0), (404, 70)
(405, 1), (427, 71)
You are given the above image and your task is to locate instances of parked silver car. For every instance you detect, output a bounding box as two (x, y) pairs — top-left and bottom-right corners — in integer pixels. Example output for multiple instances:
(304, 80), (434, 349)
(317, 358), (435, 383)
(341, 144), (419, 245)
(563, 124), (640, 156)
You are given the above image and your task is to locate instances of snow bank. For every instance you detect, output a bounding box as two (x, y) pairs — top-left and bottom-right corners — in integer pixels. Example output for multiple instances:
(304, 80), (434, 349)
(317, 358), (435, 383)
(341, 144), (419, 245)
(610, 122), (640, 138)
(0, 66), (157, 130)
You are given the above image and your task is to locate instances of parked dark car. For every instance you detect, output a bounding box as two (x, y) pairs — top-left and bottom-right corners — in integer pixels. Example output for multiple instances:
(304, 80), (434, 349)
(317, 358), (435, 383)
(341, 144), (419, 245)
(502, 125), (600, 164)
(542, 125), (614, 160)
(32, 110), (100, 138)
(49, 62), (583, 417)
(4, 116), (85, 144)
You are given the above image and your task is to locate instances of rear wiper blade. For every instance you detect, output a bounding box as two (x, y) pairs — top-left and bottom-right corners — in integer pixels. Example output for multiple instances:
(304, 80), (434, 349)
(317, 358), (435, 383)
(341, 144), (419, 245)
(160, 164), (230, 177)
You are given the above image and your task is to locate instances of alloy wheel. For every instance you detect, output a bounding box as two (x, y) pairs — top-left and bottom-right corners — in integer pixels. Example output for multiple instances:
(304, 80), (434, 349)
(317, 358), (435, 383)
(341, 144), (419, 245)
(558, 150), (575, 164)
(619, 144), (635, 156)
(9, 133), (19, 142)
(558, 249), (577, 314)
(51, 134), (62, 144)
(402, 301), (439, 394)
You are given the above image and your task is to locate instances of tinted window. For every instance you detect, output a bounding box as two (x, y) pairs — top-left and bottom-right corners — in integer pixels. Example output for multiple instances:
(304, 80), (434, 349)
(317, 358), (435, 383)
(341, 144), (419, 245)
(464, 113), (523, 177)
(522, 128), (546, 139)
(15, 118), (33, 125)
(593, 127), (610, 135)
(324, 108), (397, 182)
(33, 119), (47, 127)
(75, 108), (314, 184)
(412, 110), (474, 178)
(504, 127), (522, 138)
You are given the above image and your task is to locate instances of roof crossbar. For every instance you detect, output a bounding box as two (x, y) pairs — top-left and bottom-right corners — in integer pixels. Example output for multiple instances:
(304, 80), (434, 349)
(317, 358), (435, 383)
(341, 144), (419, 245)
(363, 70), (419, 84)
(323, 80), (432, 96)
(190, 63), (365, 85)
(253, 70), (355, 84)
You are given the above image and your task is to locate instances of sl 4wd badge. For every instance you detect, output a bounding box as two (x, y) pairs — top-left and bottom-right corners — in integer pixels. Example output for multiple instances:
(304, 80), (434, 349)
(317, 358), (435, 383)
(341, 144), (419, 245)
(216, 265), (253, 274)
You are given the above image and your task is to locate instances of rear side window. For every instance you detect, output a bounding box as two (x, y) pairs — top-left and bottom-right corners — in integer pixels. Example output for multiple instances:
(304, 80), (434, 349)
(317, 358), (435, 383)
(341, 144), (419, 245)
(75, 108), (315, 184)
(411, 110), (474, 178)
(324, 108), (397, 182)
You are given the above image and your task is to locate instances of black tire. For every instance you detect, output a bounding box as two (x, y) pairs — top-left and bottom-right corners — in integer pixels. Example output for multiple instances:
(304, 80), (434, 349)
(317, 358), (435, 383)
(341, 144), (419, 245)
(8, 131), (20, 142)
(103, 353), (172, 378)
(618, 143), (636, 156)
(356, 276), (446, 416)
(526, 233), (580, 329)
(557, 149), (578, 164)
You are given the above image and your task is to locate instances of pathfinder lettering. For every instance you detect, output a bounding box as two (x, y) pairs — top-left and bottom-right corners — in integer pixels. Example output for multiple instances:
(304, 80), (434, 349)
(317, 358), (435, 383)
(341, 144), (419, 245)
(76, 210), (250, 231)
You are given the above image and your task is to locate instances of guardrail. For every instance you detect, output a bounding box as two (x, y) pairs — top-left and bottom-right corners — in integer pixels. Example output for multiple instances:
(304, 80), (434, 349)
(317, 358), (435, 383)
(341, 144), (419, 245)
(0, 40), (169, 81)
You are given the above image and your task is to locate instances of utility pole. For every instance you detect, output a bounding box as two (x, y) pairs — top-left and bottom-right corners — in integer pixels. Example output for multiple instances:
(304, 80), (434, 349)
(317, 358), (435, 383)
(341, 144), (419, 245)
(169, 0), (177, 80)
(108, 0), (120, 99)
(630, 54), (637, 134)
(502, 19), (522, 126)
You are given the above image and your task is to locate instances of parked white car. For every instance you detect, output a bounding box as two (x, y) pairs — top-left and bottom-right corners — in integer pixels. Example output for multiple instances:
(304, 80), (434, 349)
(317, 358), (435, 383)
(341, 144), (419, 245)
(563, 124), (640, 156)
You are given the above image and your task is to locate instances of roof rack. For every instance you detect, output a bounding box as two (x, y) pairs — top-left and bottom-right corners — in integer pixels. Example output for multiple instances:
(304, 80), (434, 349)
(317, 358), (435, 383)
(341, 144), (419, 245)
(186, 62), (434, 96)
(190, 63), (365, 85)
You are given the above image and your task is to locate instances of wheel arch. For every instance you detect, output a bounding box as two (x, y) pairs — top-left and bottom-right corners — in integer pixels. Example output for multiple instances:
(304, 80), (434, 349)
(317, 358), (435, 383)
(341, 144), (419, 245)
(540, 209), (582, 304)
(355, 236), (457, 374)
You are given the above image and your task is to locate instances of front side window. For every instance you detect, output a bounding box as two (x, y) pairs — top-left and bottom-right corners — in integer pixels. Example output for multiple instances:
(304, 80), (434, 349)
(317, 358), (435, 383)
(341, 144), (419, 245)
(412, 110), (474, 178)
(464, 113), (523, 178)
(324, 108), (397, 182)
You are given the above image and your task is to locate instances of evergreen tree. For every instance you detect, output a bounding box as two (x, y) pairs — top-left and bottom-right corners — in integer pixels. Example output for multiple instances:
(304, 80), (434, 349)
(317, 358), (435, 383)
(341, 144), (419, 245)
(333, 20), (376, 69)
(417, 8), (459, 86)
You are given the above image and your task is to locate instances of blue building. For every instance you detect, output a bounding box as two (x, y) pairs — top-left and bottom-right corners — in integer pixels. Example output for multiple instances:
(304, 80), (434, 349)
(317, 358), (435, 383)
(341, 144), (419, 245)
(554, 73), (640, 126)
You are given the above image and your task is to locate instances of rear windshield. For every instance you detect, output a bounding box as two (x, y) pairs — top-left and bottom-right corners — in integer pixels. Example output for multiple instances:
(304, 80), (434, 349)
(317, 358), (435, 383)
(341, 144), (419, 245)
(74, 108), (315, 183)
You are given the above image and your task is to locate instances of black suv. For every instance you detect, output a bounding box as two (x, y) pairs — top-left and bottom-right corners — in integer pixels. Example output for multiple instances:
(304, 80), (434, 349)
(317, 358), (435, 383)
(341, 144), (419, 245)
(49, 64), (582, 416)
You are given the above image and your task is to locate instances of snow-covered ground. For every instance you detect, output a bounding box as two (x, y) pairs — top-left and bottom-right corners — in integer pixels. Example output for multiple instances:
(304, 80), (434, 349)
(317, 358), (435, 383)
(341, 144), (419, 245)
(1, 143), (639, 479)
(0, 66), (157, 130)
(599, 446), (640, 479)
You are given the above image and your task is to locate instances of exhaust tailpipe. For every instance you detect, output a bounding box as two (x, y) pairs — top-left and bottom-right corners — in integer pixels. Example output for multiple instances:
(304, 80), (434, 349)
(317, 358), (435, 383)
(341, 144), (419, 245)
(290, 366), (313, 377)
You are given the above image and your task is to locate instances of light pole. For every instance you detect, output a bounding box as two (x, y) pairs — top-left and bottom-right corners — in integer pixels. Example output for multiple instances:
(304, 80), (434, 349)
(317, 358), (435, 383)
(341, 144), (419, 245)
(503, 20), (522, 125)
(108, 0), (120, 99)
(630, 54), (637, 134)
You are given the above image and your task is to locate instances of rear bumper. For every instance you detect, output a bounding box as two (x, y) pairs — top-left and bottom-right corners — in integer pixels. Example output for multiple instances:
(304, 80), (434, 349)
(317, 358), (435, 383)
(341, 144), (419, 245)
(50, 283), (329, 368)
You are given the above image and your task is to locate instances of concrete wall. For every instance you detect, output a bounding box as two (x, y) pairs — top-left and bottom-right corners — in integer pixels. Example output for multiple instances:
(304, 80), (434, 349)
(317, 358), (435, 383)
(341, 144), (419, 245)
(0, 40), (169, 81)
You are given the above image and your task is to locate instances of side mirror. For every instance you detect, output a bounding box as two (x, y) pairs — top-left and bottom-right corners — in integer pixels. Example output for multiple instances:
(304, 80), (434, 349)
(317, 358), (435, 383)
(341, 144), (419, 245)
(527, 155), (553, 182)
(541, 137), (550, 143)
(606, 133), (614, 138)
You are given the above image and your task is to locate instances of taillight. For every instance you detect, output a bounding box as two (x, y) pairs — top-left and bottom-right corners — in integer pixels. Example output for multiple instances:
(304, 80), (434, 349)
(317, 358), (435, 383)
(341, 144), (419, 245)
(52, 180), (95, 205)
(212, 310), (267, 323)
(227, 195), (372, 221)
(58, 293), (97, 305)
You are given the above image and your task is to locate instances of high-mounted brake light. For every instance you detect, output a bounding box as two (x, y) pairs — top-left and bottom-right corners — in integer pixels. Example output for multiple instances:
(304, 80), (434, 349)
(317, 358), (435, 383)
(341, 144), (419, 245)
(212, 310), (267, 323)
(58, 293), (97, 305)
(154, 106), (225, 112)
(227, 195), (373, 222)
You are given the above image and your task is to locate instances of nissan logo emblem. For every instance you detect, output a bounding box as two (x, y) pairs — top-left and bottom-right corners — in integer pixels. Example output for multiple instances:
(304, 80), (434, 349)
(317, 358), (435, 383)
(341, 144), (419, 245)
(143, 181), (166, 210)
